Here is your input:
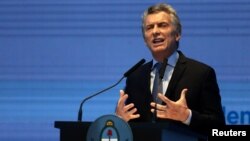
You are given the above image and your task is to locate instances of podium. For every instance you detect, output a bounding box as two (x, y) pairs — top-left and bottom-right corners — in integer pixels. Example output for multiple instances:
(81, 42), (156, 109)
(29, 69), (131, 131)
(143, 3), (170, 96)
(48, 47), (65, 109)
(54, 120), (207, 141)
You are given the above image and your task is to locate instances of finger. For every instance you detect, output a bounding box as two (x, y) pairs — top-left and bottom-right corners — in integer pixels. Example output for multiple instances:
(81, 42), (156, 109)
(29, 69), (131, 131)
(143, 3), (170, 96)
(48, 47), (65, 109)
(157, 110), (169, 119)
(127, 108), (140, 120)
(180, 88), (188, 100)
(150, 102), (161, 109)
(150, 102), (156, 108)
(119, 93), (128, 104)
(124, 103), (135, 111)
(157, 105), (167, 111)
(150, 109), (168, 119)
(158, 94), (173, 105)
(130, 114), (140, 119)
(150, 108), (159, 113)
(127, 107), (137, 115)
(119, 90), (125, 97)
(150, 108), (162, 113)
(151, 108), (155, 113)
(118, 90), (125, 103)
(118, 94), (128, 108)
(150, 102), (167, 111)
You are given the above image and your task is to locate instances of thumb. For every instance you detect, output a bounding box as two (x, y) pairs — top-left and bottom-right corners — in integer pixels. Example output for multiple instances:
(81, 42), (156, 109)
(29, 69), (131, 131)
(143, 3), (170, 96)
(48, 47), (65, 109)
(120, 90), (125, 97)
(180, 88), (188, 101)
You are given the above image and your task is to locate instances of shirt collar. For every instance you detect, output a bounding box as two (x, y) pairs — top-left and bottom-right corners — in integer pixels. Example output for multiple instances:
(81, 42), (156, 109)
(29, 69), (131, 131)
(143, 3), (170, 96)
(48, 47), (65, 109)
(152, 51), (179, 69)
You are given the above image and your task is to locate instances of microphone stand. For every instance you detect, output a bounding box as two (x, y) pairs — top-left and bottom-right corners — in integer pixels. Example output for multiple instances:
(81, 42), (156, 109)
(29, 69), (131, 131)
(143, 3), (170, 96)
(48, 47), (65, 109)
(77, 58), (146, 122)
(77, 76), (124, 122)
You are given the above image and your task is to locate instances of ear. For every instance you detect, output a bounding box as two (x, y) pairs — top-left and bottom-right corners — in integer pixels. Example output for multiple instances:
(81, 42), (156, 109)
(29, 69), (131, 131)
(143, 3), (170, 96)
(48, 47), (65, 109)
(175, 33), (181, 42)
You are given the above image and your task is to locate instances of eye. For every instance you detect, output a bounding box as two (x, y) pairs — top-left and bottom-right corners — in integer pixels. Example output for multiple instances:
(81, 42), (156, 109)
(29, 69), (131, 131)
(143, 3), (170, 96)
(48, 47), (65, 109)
(145, 25), (154, 31)
(158, 22), (169, 28)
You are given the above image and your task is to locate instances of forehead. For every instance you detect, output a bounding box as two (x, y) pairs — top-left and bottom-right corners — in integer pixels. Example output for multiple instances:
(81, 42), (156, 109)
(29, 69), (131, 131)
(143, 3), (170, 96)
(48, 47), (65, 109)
(144, 11), (171, 25)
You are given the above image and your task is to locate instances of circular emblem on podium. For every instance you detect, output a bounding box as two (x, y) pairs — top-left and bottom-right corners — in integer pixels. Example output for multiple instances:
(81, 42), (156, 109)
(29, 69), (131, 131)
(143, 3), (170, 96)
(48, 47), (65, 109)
(86, 114), (133, 141)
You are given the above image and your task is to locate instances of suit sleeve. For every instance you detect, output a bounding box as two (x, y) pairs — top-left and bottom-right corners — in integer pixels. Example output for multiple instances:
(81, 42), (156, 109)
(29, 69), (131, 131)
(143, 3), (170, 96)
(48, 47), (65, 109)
(189, 67), (225, 133)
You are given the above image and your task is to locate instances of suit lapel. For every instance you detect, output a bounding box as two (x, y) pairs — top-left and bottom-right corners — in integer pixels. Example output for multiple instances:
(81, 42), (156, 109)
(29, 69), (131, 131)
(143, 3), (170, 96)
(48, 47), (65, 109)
(143, 61), (153, 99)
(165, 51), (187, 99)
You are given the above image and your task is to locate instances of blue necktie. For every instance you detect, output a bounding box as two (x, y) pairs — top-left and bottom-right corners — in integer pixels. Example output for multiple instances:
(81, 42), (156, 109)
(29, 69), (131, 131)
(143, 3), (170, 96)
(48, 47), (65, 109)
(152, 63), (163, 103)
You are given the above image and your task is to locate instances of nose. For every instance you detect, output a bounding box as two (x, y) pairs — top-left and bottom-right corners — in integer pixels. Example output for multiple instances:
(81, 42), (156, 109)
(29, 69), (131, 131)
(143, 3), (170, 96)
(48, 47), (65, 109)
(152, 25), (160, 36)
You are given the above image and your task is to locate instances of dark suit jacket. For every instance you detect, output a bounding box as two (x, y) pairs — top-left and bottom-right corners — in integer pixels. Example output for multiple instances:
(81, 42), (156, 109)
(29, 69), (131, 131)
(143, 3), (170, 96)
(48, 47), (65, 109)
(124, 51), (225, 133)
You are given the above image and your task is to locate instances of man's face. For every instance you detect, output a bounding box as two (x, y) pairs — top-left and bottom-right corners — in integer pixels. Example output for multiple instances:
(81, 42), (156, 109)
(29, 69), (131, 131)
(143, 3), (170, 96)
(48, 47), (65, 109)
(143, 11), (180, 61)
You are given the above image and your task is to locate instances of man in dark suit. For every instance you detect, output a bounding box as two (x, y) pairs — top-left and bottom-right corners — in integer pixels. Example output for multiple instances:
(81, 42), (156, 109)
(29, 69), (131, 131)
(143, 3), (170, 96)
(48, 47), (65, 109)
(116, 3), (225, 134)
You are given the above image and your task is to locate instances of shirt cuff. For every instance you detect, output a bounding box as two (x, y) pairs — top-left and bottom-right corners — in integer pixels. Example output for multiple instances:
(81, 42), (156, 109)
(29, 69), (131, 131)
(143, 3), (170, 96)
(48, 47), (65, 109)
(182, 109), (192, 125)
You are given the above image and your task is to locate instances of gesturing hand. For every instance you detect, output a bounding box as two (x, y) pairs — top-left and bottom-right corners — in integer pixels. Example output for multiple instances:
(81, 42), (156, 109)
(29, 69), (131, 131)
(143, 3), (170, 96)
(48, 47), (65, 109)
(116, 90), (140, 122)
(150, 88), (190, 122)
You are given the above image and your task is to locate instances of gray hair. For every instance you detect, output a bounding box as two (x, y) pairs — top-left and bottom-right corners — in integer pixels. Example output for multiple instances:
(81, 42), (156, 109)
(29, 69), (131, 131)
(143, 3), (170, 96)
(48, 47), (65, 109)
(142, 3), (182, 36)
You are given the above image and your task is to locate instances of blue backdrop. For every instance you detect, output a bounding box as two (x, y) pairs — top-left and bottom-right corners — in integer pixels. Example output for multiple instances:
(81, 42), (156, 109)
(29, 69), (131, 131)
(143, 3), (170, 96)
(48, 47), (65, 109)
(0, 0), (250, 141)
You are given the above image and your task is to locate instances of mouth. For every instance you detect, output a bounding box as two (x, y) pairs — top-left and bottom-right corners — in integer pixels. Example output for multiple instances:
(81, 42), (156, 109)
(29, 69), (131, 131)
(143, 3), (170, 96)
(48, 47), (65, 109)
(152, 38), (165, 46)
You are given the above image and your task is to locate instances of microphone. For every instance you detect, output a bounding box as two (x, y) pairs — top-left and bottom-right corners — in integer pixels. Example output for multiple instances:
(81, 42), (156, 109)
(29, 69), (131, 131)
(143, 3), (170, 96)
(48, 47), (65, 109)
(124, 59), (146, 77)
(77, 58), (146, 122)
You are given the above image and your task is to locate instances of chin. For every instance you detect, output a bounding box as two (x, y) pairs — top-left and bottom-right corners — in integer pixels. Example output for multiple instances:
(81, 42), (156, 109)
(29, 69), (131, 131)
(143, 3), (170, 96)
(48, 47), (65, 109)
(153, 46), (166, 52)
